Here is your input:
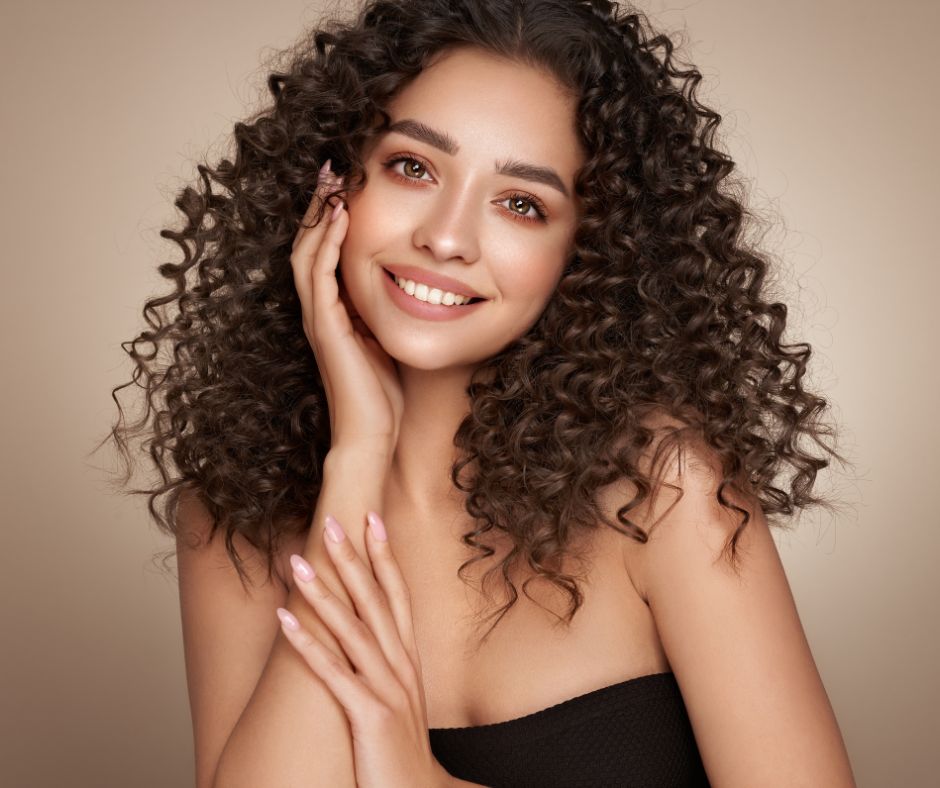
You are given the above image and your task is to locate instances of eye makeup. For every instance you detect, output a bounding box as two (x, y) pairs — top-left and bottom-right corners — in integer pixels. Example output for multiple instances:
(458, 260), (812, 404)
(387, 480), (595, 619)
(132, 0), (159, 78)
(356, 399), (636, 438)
(380, 151), (550, 224)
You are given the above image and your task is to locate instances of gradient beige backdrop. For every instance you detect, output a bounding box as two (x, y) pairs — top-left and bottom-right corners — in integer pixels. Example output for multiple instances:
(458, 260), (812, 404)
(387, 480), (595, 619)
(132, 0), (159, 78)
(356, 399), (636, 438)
(2, 1), (936, 786)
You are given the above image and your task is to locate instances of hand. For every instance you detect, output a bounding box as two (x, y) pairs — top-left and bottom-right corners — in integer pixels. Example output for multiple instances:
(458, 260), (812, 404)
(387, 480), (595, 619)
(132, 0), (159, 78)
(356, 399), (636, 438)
(276, 511), (453, 788)
(290, 159), (404, 452)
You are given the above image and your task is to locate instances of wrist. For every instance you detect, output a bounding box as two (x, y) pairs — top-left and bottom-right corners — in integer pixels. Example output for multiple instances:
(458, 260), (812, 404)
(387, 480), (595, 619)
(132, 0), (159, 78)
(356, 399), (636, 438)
(324, 443), (393, 474)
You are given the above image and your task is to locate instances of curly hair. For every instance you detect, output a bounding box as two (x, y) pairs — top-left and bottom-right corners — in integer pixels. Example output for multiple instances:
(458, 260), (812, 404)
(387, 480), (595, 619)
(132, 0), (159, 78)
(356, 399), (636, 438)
(103, 0), (850, 645)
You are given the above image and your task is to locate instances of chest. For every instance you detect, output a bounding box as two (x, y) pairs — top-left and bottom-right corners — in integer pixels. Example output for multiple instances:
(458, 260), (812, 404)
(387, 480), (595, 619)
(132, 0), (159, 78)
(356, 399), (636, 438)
(381, 501), (669, 729)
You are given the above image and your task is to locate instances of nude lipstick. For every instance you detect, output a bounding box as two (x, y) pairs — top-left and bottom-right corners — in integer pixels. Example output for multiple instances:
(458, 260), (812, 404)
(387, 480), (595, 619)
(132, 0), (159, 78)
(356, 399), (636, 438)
(381, 267), (488, 322)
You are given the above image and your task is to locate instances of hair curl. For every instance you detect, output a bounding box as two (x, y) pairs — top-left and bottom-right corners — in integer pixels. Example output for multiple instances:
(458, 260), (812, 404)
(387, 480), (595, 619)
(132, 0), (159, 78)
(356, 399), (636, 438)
(102, 0), (851, 645)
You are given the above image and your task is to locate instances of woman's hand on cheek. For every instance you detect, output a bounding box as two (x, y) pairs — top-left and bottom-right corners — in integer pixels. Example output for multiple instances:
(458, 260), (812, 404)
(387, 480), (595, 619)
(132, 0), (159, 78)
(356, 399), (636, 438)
(290, 160), (404, 454)
(277, 511), (455, 788)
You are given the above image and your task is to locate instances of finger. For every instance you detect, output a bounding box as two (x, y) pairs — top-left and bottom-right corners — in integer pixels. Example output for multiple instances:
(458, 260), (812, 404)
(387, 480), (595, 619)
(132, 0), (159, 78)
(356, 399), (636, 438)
(276, 607), (381, 721)
(365, 512), (428, 718)
(291, 159), (336, 253)
(288, 554), (403, 704)
(289, 172), (342, 314)
(364, 512), (419, 667)
(308, 199), (351, 348)
(318, 515), (418, 684)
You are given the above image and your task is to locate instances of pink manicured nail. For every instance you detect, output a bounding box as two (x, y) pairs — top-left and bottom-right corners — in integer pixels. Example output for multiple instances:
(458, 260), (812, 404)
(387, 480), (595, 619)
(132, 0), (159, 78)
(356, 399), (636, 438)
(277, 607), (300, 631)
(318, 158), (332, 180)
(330, 200), (343, 221)
(324, 514), (346, 543)
(367, 511), (387, 542)
(290, 553), (315, 582)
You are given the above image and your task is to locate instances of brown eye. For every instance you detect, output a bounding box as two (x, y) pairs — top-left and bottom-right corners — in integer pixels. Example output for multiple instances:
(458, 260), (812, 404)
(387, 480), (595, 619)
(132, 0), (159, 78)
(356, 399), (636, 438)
(500, 193), (548, 223)
(403, 159), (427, 178)
(509, 197), (533, 215)
(383, 155), (434, 182)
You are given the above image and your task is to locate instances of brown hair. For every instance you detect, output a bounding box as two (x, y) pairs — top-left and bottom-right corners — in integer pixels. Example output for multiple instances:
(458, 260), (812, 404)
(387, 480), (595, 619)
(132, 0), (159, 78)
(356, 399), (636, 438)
(102, 0), (851, 645)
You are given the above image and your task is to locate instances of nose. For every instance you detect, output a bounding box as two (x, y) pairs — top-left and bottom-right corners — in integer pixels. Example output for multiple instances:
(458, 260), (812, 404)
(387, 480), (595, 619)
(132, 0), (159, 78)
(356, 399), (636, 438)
(411, 186), (481, 265)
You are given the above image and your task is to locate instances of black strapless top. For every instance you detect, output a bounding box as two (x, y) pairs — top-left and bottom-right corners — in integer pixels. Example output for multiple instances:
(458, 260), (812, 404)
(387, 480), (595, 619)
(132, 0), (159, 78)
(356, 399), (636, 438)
(428, 671), (710, 787)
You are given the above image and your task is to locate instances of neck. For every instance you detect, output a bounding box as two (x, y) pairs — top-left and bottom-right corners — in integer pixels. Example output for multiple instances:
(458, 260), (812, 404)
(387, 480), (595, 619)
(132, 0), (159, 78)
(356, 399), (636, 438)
(388, 362), (479, 515)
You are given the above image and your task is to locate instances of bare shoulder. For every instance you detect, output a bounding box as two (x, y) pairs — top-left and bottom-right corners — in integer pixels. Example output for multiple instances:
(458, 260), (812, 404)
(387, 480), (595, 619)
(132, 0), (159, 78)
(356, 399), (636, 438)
(621, 421), (751, 597)
(607, 423), (856, 786)
(175, 487), (305, 788)
(597, 411), (722, 601)
(176, 487), (307, 592)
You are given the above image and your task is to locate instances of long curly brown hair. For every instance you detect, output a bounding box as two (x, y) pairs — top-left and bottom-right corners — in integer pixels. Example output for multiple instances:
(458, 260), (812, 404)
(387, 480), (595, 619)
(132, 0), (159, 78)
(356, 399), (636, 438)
(102, 0), (850, 644)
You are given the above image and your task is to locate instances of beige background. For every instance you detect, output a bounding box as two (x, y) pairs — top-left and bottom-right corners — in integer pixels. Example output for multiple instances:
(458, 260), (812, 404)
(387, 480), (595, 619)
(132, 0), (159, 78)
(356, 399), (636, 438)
(1, 1), (936, 786)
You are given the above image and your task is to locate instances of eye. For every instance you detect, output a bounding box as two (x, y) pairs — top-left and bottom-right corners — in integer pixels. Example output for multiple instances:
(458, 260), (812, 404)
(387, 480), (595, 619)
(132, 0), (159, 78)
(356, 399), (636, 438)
(383, 154), (433, 182)
(500, 194), (548, 224)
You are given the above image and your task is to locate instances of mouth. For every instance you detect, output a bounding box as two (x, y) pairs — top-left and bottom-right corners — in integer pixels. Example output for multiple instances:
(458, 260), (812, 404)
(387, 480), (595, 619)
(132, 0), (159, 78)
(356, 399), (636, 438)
(383, 268), (486, 305)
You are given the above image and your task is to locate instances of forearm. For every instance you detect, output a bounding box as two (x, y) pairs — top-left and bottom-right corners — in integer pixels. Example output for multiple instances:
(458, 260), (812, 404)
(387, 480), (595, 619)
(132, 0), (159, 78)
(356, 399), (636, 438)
(213, 447), (391, 788)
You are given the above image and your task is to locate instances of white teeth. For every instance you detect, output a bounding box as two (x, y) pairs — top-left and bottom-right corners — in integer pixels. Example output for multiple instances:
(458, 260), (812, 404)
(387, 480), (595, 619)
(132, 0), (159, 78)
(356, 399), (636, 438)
(394, 275), (473, 305)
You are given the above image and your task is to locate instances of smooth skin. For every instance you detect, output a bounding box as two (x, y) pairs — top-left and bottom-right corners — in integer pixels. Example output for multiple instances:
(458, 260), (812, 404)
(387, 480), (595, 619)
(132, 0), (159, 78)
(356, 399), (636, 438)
(277, 511), (456, 788)
(178, 45), (857, 787)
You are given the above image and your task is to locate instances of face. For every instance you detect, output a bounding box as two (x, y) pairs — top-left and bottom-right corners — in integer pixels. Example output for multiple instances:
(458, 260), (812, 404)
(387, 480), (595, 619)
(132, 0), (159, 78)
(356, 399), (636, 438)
(339, 46), (584, 372)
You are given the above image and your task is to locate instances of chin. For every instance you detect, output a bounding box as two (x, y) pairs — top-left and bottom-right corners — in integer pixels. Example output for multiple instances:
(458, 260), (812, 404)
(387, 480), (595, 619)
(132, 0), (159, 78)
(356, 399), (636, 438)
(381, 339), (475, 372)
(366, 325), (489, 373)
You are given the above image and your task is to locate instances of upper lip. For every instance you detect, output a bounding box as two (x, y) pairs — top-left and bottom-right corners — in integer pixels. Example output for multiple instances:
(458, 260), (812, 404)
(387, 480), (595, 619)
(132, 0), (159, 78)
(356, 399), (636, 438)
(383, 264), (486, 300)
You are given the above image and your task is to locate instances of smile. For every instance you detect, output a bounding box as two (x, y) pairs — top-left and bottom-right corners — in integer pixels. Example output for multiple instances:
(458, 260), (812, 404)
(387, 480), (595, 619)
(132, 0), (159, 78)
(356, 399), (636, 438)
(391, 272), (481, 306)
(381, 268), (488, 322)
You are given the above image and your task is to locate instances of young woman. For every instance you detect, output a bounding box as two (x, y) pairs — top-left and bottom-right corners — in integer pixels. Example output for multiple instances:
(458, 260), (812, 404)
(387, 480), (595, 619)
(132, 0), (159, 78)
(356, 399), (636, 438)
(108, 0), (857, 785)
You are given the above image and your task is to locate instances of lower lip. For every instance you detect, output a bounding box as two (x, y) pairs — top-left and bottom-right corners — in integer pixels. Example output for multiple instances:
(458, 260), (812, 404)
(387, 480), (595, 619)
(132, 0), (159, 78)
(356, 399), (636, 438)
(382, 269), (487, 322)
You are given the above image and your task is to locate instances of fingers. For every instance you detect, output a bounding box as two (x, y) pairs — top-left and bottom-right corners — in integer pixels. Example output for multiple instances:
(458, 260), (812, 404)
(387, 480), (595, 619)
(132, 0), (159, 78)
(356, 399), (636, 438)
(291, 159), (339, 253)
(364, 511), (428, 719)
(287, 548), (403, 708)
(289, 161), (347, 347)
(309, 200), (350, 349)
(287, 513), (416, 694)
(363, 512), (420, 669)
(319, 515), (412, 664)
(276, 606), (379, 718)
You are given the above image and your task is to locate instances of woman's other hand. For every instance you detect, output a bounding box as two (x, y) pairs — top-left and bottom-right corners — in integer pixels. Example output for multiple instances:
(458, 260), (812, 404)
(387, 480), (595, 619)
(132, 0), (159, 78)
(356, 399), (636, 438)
(277, 511), (455, 788)
(290, 160), (404, 454)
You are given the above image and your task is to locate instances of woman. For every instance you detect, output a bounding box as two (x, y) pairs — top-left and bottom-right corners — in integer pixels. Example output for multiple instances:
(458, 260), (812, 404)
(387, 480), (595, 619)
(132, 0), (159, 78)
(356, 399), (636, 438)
(108, 0), (857, 785)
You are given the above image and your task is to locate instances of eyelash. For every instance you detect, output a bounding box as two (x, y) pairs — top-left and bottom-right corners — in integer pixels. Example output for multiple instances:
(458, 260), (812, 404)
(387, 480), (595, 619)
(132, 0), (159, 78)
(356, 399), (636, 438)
(381, 152), (549, 224)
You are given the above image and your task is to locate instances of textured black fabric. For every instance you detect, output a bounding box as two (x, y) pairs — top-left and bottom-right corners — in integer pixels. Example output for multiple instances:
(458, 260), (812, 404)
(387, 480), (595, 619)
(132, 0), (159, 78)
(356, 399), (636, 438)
(428, 671), (710, 787)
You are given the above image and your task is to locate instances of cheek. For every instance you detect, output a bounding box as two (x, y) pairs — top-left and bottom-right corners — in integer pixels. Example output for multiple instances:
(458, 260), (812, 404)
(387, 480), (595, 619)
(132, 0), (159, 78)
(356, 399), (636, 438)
(341, 186), (401, 258)
(338, 194), (378, 275)
(337, 191), (400, 313)
(498, 246), (567, 307)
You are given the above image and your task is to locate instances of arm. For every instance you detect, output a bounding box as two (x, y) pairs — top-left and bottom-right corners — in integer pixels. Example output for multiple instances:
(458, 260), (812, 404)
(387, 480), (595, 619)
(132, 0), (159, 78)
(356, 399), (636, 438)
(622, 447), (857, 787)
(178, 446), (389, 788)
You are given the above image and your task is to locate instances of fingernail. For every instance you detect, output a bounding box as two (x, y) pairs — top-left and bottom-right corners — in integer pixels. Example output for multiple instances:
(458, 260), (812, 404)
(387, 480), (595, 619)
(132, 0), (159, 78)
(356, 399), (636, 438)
(330, 200), (343, 221)
(324, 514), (345, 543)
(276, 607), (300, 631)
(290, 553), (316, 582)
(367, 511), (387, 542)
(318, 158), (332, 181)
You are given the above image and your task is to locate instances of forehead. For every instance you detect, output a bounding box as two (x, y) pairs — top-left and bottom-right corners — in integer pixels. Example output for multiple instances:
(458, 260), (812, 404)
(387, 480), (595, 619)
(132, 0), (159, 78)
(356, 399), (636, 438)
(381, 47), (584, 173)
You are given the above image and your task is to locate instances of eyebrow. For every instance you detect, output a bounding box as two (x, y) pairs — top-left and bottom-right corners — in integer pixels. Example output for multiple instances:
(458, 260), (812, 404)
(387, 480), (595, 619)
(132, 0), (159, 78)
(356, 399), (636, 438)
(385, 118), (570, 198)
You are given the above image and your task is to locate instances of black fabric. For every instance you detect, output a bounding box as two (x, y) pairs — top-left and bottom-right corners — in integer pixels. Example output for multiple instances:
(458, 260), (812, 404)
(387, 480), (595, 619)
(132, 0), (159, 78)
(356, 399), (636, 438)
(428, 671), (710, 787)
